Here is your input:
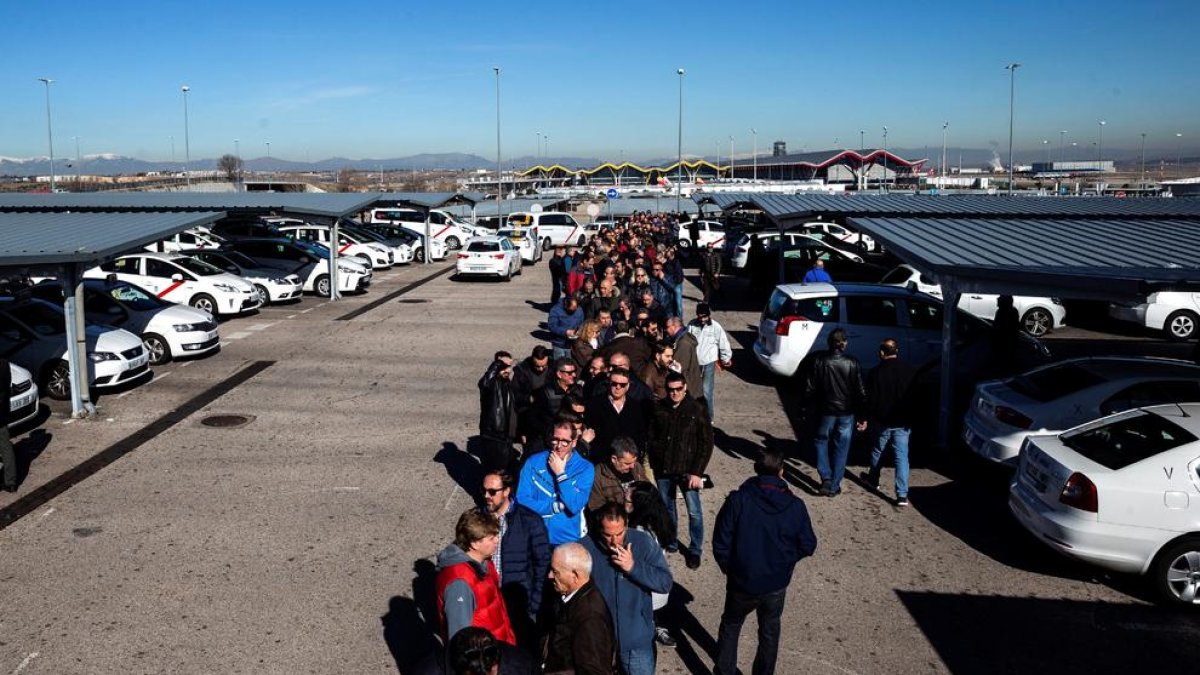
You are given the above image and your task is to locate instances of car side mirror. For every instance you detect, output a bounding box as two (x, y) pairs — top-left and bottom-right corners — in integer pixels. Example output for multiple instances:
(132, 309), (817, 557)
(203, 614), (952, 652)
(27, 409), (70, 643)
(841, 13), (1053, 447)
(171, 273), (184, 282)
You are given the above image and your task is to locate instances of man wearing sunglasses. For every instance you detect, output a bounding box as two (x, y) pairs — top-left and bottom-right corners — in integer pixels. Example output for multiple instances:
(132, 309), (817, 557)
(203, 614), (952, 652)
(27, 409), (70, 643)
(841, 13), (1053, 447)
(481, 471), (549, 650)
(516, 421), (596, 546)
(584, 367), (651, 459)
(649, 372), (714, 570)
(525, 359), (582, 454)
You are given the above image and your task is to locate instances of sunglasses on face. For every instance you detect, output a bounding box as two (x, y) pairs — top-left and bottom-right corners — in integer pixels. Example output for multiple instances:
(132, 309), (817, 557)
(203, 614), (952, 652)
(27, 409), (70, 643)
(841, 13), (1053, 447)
(667, 386), (685, 393)
(559, 369), (577, 376)
(483, 487), (506, 496)
(609, 381), (629, 388)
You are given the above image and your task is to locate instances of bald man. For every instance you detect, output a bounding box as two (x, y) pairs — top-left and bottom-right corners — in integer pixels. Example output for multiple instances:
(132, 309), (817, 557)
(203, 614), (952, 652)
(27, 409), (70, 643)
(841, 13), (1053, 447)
(541, 543), (616, 675)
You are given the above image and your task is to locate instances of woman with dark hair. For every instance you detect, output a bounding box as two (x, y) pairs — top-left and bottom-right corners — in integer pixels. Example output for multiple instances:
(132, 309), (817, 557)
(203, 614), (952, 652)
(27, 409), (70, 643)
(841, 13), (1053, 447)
(410, 626), (534, 675)
(627, 480), (677, 648)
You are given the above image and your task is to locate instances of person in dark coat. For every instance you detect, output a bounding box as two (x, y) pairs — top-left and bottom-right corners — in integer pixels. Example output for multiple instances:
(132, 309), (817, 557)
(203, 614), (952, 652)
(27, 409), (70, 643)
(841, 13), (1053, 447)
(597, 322), (651, 375)
(482, 470), (550, 650)
(712, 449), (818, 675)
(541, 543), (618, 675)
(478, 352), (518, 473)
(410, 626), (534, 675)
(525, 359), (581, 454)
(700, 242), (722, 305)
(804, 329), (866, 497)
(648, 372), (714, 569)
(665, 316), (704, 402)
(512, 346), (551, 442)
(549, 246), (569, 305)
(859, 338), (917, 506)
(0, 357), (15, 492)
(585, 368), (650, 458)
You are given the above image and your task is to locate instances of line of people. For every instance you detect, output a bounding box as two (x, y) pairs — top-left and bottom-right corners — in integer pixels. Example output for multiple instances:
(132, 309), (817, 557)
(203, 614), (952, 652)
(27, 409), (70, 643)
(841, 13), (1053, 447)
(418, 214), (819, 675)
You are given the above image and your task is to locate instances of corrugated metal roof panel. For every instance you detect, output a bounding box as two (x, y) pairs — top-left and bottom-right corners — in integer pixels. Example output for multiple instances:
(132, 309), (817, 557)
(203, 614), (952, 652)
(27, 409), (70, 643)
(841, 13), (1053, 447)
(0, 211), (225, 266)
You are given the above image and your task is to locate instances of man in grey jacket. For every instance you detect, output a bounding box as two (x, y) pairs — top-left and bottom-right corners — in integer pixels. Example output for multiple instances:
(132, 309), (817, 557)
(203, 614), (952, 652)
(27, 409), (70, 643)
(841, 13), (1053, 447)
(687, 303), (733, 421)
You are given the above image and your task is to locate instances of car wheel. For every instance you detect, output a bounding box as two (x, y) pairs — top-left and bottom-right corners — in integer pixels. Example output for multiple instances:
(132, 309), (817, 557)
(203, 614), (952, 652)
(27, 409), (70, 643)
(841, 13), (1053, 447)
(1165, 310), (1199, 341)
(1020, 308), (1053, 337)
(446, 236), (461, 250)
(414, 247), (425, 263)
(677, 238), (691, 249)
(189, 293), (217, 315)
(315, 274), (332, 297)
(355, 254), (373, 269)
(253, 284), (270, 304)
(43, 360), (72, 401)
(1151, 536), (1200, 607)
(143, 333), (171, 366)
(502, 267), (512, 282)
(543, 237), (553, 252)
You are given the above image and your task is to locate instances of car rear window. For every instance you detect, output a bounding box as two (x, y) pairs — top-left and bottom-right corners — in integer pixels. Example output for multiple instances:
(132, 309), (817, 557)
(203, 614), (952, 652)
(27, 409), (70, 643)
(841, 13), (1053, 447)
(467, 241), (500, 252)
(763, 290), (838, 322)
(1009, 363), (1108, 402)
(1061, 412), (1197, 469)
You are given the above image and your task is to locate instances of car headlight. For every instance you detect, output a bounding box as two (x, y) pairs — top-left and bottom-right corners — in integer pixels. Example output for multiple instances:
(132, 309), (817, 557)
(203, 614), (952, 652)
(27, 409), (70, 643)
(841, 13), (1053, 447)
(173, 323), (203, 332)
(270, 277), (291, 284)
(338, 265), (359, 273)
(213, 283), (238, 293)
(88, 351), (119, 362)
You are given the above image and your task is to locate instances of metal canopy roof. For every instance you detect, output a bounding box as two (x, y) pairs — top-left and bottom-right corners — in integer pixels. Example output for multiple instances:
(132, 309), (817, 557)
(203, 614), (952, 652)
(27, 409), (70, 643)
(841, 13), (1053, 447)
(371, 192), (480, 209)
(0, 192), (379, 218)
(694, 192), (1200, 219)
(848, 217), (1200, 299)
(0, 211), (225, 267)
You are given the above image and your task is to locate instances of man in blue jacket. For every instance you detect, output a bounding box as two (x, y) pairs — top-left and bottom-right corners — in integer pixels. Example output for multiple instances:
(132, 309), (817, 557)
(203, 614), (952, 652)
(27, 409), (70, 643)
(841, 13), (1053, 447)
(579, 502), (673, 675)
(516, 421), (595, 546)
(548, 295), (584, 362)
(712, 449), (818, 675)
(482, 470), (550, 650)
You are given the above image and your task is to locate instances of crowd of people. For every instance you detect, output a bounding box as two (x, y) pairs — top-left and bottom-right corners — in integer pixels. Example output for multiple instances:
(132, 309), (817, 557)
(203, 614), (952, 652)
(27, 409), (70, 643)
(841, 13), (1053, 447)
(414, 213), (820, 675)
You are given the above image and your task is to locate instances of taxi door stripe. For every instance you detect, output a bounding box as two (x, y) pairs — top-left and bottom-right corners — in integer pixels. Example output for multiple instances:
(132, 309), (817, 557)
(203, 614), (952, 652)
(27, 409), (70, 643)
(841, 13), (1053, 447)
(434, 225), (453, 238)
(338, 244), (353, 254)
(157, 281), (185, 298)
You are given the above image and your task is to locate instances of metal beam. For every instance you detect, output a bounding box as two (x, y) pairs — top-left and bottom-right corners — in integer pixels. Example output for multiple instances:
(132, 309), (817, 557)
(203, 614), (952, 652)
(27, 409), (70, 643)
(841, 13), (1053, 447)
(937, 283), (960, 451)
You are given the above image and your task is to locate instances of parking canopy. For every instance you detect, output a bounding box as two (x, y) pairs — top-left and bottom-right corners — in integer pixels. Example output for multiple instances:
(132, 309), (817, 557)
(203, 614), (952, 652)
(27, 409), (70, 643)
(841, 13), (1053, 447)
(848, 217), (1200, 301)
(0, 211), (225, 268)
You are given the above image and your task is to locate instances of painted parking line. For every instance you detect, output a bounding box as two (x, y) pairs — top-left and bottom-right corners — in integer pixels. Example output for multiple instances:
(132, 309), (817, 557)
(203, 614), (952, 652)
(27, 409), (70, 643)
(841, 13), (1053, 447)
(224, 331), (253, 340)
(244, 322), (277, 331)
(117, 371), (172, 398)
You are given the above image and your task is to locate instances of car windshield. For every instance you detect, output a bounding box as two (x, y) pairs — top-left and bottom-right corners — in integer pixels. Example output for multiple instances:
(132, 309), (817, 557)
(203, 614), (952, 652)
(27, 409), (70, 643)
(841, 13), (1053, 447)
(467, 241), (500, 252)
(5, 303), (65, 336)
(220, 251), (260, 269)
(345, 226), (384, 243)
(105, 282), (165, 311)
(1009, 363), (1108, 402)
(172, 257), (224, 277)
(1061, 411), (1197, 469)
(879, 268), (913, 284)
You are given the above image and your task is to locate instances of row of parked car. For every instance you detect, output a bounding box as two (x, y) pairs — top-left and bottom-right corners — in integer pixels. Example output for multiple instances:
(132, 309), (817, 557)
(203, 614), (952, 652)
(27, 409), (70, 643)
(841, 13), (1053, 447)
(749, 272), (1200, 607)
(5, 213), (468, 433)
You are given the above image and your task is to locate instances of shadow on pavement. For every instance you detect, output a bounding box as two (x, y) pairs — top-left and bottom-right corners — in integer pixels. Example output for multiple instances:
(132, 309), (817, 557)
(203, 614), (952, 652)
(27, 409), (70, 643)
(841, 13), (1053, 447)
(667, 582), (717, 675)
(434, 441), (482, 506)
(12, 427), (53, 486)
(382, 558), (441, 674)
(897, 591), (1200, 674)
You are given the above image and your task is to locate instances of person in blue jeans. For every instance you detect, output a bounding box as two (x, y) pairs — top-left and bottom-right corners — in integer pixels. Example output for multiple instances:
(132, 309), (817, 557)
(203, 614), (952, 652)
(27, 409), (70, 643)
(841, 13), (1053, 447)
(804, 329), (865, 497)
(860, 338), (917, 506)
(649, 372), (714, 570)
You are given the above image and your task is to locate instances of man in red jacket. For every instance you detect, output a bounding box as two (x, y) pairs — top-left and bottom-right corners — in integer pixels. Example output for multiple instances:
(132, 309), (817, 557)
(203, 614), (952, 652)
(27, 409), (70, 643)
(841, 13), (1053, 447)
(435, 509), (517, 645)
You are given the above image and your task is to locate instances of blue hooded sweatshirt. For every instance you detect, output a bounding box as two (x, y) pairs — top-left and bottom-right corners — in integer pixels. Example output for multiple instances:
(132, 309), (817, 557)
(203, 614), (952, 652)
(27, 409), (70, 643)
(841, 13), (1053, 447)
(515, 449), (594, 545)
(579, 529), (673, 653)
(712, 475), (817, 595)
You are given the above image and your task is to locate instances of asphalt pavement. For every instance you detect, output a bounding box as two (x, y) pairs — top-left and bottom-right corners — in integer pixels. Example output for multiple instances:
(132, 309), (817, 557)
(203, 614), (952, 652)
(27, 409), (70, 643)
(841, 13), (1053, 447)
(2, 259), (1199, 674)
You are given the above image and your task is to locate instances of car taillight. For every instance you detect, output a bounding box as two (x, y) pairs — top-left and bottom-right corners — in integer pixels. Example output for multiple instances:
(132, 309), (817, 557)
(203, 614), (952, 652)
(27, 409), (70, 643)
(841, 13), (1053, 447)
(1059, 473), (1098, 513)
(492, 253), (506, 259)
(994, 406), (1033, 429)
(456, 253), (469, 259)
(775, 315), (808, 336)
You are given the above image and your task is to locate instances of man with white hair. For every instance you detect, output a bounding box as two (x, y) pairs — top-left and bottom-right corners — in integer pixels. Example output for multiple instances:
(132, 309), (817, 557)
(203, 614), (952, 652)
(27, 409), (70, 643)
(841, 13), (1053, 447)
(541, 543), (617, 675)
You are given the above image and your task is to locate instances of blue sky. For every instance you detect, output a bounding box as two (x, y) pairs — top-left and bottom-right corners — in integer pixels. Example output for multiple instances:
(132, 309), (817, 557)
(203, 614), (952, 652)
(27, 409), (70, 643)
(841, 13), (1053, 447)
(2, 0), (1197, 163)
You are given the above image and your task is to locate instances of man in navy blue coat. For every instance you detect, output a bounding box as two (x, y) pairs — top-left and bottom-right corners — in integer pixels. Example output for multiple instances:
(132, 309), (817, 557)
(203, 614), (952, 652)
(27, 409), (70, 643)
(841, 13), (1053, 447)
(712, 449), (818, 675)
(482, 470), (550, 650)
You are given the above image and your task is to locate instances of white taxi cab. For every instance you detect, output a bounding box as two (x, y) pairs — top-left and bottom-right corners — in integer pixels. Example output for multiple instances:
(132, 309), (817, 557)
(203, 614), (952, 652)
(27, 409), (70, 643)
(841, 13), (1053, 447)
(8, 362), (39, 430)
(455, 236), (522, 281)
(85, 253), (263, 317)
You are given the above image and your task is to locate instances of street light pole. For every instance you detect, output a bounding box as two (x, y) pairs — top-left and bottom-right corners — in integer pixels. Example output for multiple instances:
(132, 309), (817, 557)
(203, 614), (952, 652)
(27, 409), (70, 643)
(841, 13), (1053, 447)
(265, 141), (271, 192)
(1042, 139), (1050, 164)
(494, 66), (501, 213)
(1178, 132), (1185, 169)
(37, 77), (56, 192)
(882, 126), (888, 193)
(1005, 62), (1020, 196)
(1098, 120), (1106, 171)
(181, 85), (191, 189)
(941, 122), (948, 192)
(751, 128), (757, 181)
(1140, 132), (1147, 183)
(676, 68), (684, 213)
(1059, 130), (1067, 163)
(234, 139), (240, 190)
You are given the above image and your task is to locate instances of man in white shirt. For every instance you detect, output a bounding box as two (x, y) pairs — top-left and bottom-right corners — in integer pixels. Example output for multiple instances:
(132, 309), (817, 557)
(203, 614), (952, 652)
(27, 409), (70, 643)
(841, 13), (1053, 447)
(687, 303), (733, 421)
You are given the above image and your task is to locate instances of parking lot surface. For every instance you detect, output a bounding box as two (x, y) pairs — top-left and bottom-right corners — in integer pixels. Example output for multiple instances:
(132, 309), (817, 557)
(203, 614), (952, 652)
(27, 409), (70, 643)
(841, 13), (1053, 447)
(2, 261), (1199, 674)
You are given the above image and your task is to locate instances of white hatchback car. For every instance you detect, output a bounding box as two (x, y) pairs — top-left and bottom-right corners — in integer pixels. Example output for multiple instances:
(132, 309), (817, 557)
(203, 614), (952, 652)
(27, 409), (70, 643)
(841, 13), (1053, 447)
(797, 221), (876, 252)
(368, 208), (475, 250)
(1009, 403), (1200, 607)
(86, 253), (263, 317)
(964, 357), (1200, 465)
(679, 220), (728, 250)
(881, 264), (1066, 337)
(144, 228), (227, 253)
(455, 237), (522, 281)
(275, 224), (395, 270)
(1110, 291), (1200, 341)
(8, 362), (39, 430)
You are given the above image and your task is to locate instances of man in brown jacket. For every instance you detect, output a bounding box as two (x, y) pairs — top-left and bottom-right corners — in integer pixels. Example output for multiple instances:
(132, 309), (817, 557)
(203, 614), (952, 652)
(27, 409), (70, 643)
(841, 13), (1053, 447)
(541, 543), (617, 675)
(666, 316), (703, 402)
(587, 437), (647, 512)
(649, 372), (714, 570)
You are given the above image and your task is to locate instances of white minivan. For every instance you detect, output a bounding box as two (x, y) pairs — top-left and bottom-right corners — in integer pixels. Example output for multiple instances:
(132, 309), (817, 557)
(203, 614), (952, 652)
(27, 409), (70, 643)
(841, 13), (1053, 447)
(506, 212), (589, 250)
(368, 208), (475, 250)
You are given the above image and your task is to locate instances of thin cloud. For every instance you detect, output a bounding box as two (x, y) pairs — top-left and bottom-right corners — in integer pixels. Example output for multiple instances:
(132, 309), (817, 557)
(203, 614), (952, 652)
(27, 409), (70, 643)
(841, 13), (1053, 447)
(267, 85), (376, 110)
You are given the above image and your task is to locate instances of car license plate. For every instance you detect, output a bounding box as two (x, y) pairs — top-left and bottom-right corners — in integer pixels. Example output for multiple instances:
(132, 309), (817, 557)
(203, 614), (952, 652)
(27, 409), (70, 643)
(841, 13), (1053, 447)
(131, 354), (149, 369)
(1023, 463), (1049, 493)
(11, 391), (35, 412)
(964, 427), (984, 452)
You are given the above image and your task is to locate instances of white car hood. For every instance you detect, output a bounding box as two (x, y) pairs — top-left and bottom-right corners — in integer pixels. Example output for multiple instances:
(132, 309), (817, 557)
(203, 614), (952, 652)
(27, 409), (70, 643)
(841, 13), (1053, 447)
(9, 362), (33, 387)
(148, 304), (213, 330)
(209, 272), (255, 291)
(90, 325), (144, 352)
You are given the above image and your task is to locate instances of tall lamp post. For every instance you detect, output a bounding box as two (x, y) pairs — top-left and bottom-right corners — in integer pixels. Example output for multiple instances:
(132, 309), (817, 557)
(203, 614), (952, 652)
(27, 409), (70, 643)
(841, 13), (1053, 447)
(494, 66), (502, 213)
(181, 85), (191, 189)
(1005, 62), (1020, 196)
(265, 141), (271, 192)
(751, 128), (758, 181)
(729, 135), (734, 181)
(1140, 132), (1147, 184)
(1042, 139), (1050, 164)
(1098, 120), (1106, 171)
(1178, 132), (1185, 169)
(1059, 130), (1067, 163)
(940, 122), (948, 191)
(676, 68), (684, 213)
(234, 139), (240, 190)
(38, 77), (56, 192)
(882, 126), (889, 193)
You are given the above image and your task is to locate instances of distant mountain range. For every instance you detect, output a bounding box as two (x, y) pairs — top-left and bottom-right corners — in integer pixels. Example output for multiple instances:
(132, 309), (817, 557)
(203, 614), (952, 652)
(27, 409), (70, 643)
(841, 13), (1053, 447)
(0, 147), (1159, 177)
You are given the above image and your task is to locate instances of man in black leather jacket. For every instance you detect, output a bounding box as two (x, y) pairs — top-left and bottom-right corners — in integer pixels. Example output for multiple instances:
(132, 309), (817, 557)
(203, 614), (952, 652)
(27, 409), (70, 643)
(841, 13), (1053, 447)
(478, 352), (518, 473)
(804, 329), (866, 497)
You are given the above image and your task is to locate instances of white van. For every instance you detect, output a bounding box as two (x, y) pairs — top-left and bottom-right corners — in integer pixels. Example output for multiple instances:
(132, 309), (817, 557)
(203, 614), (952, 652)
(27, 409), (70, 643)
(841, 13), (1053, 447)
(368, 208), (475, 250)
(506, 212), (589, 250)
